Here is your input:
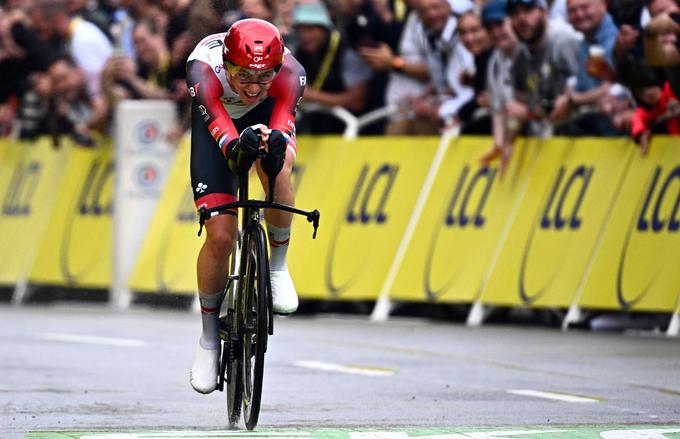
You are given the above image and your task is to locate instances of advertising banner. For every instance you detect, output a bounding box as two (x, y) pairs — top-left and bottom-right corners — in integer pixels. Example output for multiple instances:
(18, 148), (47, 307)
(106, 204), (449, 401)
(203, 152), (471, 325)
(389, 137), (540, 303)
(0, 138), (67, 288)
(29, 140), (114, 288)
(112, 100), (177, 306)
(290, 136), (439, 300)
(479, 137), (633, 308)
(127, 137), (200, 294)
(577, 137), (680, 312)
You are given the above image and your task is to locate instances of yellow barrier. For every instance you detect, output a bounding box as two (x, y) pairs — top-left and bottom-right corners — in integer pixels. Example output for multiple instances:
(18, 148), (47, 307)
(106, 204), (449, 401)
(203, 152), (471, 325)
(390, 137), (539, 303)
(577, 137), (680, 312)
(479, 137), (633, 308)
(0, 138), (67, 286)
(1, 134), (677, 316)
(290, 136), (440, 300)
(28, 139), (114, 288)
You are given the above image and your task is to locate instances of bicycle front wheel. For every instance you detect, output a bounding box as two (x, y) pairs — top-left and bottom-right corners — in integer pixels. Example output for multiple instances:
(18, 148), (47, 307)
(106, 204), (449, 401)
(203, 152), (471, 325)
(225, 239), (242, 428)
(240, 225), (270, 430)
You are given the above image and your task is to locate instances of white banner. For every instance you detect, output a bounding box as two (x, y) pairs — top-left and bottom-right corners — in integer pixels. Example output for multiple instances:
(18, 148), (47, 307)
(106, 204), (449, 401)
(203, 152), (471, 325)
(113, 100), (177, 307)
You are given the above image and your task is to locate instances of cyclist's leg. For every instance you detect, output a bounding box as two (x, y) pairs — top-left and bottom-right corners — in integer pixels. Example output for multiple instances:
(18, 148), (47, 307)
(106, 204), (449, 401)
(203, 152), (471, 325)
(234, 99), (298, 313)
(255, 148), (298, 314)
(190, 101), (238, 393)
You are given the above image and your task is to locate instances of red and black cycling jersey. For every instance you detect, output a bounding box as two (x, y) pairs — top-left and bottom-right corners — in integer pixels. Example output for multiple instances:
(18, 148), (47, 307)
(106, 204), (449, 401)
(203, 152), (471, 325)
(186, 32), (307, 156)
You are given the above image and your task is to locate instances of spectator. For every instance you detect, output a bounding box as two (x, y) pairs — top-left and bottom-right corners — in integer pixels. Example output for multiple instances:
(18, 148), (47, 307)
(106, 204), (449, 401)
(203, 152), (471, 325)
(479, 0), (520, 172)
(240, 0), (276, 21)
(293, 1), (372, 134)
(102, 19), (175, 105)
(457, 10), (494, 134)
(344, 0), (412, 133)
(0, 5), (52, 136)
(505, 0), (580, 138)
(408, 0), (476, 134)
(644, 2), (680, 97)
(63, 0), (113, 41)
(29, 0), (112, 134)
(550, 0), (629, 136)
(46, 56), (97, 146)
(360, 2), (431, 135)
(631, 80), (680, 154)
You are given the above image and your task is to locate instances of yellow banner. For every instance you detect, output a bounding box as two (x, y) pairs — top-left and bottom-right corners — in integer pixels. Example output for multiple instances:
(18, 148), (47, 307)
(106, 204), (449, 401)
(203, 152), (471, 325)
(128, 137), (201, 294)
(390, 137), (540, 303)
(479, 137), (633, 308)
(0, 138), (67, 286)
(290, 136), (439, 300)
(578, 137), (680, 312)
(29, 140), (114, 288)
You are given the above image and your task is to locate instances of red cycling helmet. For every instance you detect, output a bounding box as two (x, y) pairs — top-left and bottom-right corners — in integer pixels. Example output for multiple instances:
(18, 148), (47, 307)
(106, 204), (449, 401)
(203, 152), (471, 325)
(223, 18), (285, 71)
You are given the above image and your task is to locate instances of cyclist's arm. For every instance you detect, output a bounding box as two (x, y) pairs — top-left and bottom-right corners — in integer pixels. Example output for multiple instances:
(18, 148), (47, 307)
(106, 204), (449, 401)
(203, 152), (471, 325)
(267, 55), (306, 143)
(186, 59), (239, 157)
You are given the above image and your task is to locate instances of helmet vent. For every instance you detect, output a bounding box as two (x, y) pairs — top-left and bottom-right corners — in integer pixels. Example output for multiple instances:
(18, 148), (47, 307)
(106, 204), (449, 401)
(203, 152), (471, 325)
(254, 40), (263, 44)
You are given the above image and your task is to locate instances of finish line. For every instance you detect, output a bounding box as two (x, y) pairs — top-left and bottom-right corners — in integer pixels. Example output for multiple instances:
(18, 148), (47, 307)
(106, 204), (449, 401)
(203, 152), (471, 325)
(24, 426), (680, 439)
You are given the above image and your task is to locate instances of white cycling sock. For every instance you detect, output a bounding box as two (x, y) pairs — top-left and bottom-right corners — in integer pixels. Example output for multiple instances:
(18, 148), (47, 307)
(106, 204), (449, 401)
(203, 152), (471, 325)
(198, 291), (222, 350)
(267, 224), (291, 272)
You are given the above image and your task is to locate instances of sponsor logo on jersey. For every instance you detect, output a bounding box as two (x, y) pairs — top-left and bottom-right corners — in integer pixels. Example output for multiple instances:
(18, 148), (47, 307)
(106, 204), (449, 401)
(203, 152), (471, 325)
(300, 76), (307, 86)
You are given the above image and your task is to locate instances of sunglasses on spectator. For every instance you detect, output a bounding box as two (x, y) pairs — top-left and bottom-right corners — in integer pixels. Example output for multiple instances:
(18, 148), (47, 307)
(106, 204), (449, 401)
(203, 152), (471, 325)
(225, 61), (277, 83)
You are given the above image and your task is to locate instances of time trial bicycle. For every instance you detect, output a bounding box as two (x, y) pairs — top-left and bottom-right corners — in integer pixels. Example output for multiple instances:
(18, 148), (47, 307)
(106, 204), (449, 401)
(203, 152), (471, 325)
(197, 154), (320, 430)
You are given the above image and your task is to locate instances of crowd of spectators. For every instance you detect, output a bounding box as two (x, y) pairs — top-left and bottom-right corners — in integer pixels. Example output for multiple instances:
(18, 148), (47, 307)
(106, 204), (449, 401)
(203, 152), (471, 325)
(0, 0), (679, 163)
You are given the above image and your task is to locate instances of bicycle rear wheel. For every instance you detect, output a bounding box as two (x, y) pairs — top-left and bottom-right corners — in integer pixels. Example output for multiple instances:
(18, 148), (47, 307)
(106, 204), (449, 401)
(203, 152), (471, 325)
(240, 225), (270, 430)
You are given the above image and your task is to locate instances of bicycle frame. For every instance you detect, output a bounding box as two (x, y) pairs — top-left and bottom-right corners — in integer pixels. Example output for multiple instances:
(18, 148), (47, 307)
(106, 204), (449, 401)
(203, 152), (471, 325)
(197, 167), (320, 429)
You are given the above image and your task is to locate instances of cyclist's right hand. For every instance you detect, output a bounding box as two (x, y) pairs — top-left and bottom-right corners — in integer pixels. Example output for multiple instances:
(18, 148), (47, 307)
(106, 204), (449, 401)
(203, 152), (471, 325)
(228, 126), (261, 174)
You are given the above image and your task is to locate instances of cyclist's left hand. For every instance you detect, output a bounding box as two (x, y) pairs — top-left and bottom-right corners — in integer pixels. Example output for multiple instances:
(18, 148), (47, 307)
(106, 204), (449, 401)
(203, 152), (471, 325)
(261, 129), (287, 178)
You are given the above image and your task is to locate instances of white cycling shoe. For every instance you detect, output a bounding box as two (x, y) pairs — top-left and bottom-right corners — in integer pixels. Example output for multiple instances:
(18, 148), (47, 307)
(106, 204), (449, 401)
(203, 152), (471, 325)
(190, 343), (219, 394)
(271, 269), (298, 314)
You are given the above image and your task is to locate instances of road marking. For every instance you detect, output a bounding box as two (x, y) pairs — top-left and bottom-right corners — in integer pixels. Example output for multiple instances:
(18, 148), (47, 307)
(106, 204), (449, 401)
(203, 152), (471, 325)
(26, 427), (680, 439)
(37, 332), (147, 347)
(293, 360), (395, 376)
(79, 433), (311, 439)
(507, 389), (599, 403)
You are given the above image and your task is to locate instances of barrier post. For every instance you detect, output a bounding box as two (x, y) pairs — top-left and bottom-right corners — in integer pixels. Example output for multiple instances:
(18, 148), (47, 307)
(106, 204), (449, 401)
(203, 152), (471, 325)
(370, 128), (456, 321)
(112, 100), (177, 308)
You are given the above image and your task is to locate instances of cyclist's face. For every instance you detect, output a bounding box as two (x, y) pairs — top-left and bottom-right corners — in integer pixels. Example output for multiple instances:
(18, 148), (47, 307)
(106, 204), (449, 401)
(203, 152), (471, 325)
(226, 63), (277, 104)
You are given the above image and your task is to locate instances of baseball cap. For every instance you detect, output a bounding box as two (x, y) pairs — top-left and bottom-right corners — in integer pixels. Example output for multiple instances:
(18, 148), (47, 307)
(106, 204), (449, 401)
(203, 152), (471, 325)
(482, 0), (507, 23)
(292, 2), (334, 29)
(506, 0), (547, 13)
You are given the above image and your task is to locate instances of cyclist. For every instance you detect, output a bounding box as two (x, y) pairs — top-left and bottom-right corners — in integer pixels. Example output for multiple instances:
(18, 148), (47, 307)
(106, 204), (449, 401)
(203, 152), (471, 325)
(185, 18), (306, 394)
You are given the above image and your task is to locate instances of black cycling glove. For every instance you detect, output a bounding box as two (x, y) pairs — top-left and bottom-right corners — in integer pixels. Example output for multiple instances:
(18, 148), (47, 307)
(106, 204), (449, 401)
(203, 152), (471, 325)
(261, 129), (287, 179)
(228, 126), (261, 175)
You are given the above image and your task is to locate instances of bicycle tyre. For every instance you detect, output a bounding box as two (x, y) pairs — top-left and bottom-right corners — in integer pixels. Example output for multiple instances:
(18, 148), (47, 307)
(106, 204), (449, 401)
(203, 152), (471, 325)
(226, 241), (243, 428)
(241, 225), (269, 430)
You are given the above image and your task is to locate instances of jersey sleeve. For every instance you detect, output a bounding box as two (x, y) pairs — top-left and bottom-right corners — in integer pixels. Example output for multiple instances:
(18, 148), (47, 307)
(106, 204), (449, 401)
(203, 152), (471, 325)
(267, 54), (306, 139)
(186, 59), (239, 156)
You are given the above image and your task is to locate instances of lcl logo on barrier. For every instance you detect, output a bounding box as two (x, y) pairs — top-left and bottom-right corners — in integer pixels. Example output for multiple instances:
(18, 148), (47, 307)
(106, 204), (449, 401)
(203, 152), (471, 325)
(422, 165), (497, 300)
(444, 166), (497, 229)
(60, 157), (114, 284)
(519, 165), (594, 304)
(326, 163), (399, 295)
(540, 165), (593, 231)
(2, 160), (41, 217)
(636, 166), (680, 233)
(618, 165), (680, 308)
(76, 159), (114, 216)
(345, 164), (398, 224)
